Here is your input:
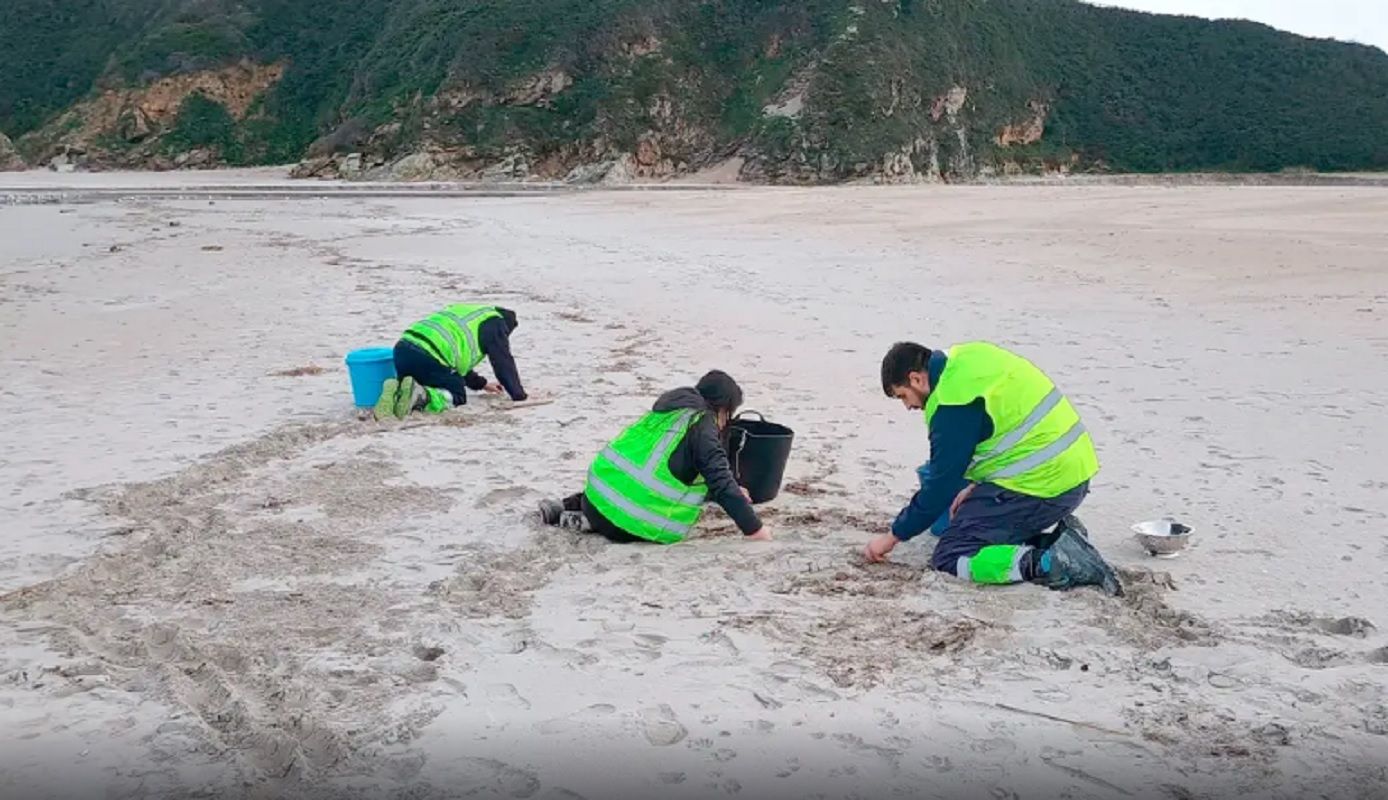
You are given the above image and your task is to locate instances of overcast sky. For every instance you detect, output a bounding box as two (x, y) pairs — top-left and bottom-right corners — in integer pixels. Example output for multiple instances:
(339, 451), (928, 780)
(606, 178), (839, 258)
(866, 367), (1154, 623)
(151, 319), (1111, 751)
(1090, 1), (1388, 53)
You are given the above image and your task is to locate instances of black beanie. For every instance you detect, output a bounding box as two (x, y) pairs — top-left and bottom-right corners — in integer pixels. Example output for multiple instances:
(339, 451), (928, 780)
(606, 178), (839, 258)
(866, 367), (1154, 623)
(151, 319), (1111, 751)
(696, 370), (743, 413)
(497, 307), (518, 333)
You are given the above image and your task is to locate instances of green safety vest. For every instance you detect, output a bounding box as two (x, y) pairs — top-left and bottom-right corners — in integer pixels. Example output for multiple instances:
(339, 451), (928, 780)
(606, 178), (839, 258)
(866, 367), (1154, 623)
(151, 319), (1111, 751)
(401, 304), (501, 373)
(584, 409), (709, 544)
(925, 342), (1099, 498)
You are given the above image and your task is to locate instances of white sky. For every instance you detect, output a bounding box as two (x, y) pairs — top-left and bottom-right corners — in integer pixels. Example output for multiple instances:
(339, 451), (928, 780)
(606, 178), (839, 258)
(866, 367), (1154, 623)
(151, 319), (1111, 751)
(1089, 1), (1388, 53)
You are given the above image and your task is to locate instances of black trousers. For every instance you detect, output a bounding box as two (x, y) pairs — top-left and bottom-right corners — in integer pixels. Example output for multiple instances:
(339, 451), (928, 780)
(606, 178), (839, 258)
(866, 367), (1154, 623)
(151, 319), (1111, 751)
(393, 339), (468, 406)
(562, 492), (645, 544)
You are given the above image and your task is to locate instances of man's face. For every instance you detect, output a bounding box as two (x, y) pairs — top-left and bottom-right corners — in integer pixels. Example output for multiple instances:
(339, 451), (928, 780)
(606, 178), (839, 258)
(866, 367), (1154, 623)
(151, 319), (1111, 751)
(891, 372), (930, 410)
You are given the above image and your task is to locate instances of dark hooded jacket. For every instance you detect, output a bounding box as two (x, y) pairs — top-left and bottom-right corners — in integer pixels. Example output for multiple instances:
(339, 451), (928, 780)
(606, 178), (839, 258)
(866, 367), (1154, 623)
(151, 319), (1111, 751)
(464, 307), (525, 400)
(583, 387), (763, 537)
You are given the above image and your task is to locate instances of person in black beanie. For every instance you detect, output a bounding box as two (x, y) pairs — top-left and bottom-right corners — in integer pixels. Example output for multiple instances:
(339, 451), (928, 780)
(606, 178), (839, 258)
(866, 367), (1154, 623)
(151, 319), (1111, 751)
(536, 370), (772, 543)
(375, 303), (527, 420)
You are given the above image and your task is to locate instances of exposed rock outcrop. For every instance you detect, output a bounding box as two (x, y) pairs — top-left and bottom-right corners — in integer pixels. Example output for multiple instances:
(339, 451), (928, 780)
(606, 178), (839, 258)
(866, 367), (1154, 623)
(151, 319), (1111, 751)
(503, 69), (572, 107)
(931, 86), (968, 122)
(996, 101), (1049, 147)
(0, 132), (26, 171)
(19, 61), (283, 169)
(878, 136), (942, 185)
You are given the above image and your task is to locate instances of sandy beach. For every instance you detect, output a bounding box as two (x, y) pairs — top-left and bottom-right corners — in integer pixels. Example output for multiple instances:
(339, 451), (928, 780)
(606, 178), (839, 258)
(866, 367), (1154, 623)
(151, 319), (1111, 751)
(2, 173), (1386, 799)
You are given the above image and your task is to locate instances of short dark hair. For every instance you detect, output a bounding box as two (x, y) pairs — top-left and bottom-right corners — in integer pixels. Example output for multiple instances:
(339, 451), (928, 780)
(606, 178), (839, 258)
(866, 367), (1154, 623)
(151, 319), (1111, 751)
(696, 369), (744, 414)
(881, 342), (932, 396)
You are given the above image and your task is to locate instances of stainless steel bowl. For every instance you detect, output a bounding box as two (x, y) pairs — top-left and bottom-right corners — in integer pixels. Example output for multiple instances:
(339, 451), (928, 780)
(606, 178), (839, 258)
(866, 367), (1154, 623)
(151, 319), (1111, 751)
(1131, 519), (1193, 558)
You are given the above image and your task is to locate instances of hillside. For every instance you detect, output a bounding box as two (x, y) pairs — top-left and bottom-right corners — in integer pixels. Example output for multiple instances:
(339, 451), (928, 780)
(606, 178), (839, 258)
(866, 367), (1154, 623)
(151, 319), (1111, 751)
(3, 0), (1387, 182)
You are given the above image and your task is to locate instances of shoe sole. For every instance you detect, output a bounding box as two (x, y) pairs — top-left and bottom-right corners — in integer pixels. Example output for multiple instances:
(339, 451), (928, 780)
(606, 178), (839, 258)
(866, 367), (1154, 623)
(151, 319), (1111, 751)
(394, 376), (416, 419)
(373, 378), (399, 421)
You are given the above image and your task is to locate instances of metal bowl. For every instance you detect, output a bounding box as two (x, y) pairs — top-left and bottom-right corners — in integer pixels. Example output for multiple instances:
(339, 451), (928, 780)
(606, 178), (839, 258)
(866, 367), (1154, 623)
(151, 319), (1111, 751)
(1131, 519), (1193, 558)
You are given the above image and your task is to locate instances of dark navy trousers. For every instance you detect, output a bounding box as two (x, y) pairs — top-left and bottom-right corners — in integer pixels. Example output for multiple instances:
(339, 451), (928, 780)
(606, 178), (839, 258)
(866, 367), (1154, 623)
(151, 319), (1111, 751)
(929, 482), (1090, 574)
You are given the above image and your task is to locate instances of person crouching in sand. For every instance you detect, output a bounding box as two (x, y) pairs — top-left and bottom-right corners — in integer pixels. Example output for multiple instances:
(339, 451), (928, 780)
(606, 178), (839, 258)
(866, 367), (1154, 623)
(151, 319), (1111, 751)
(538, 370), (772, 544)
(865, 341), (1122, 595)
(375, 303), (527, 420)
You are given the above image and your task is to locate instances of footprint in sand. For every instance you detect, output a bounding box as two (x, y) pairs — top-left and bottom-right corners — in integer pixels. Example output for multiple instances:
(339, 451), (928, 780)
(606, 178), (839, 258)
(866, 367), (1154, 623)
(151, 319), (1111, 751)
(474, 486), (534, 509)
(1316, 616), (1377, 637)
(633, 633), (668, 650)
(701, 778), (743, 795)
(1291, 646), (1352, 670)
(792, 680), (841, 702)
(1362, 704), (1388, 736)
(455, 757), (541, 798)
(538, 790), (588, 800)
(1367, 646), (1388, 665)
(640, 704), (688, 746)
(382, 751), (428, 782)
(700, 629), (741, 656)
(534, 704), (618, 736)
(1272, 611), (1378, 638)
(484, 683), (532, 710)
(1033, 686), (1073, 703)
(833, 733), (902, 768)
(969, 736), (1019, 757)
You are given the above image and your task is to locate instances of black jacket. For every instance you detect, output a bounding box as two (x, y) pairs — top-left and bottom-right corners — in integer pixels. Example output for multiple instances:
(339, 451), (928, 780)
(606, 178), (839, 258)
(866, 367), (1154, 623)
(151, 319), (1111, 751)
(464, 314), (526, 400)
(652, 387), (763, 535)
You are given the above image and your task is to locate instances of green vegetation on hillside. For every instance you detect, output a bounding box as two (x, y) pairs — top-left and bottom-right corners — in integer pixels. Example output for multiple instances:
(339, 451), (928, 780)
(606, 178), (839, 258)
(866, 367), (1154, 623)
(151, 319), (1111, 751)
(0, 0), (153, 135)
(2, 0), (1386, 177)
(163, 92), (242, 162)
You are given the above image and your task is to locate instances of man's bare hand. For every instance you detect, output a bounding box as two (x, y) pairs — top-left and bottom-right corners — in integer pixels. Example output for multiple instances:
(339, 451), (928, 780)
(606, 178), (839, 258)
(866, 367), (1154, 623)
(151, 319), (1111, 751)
(949, 482), (977, 519)
(863, 533), (899, 563)
(483, 382), (504, 395)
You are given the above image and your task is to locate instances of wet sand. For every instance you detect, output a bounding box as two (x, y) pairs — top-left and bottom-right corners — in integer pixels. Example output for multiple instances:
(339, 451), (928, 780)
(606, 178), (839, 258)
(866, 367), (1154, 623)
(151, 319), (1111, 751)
(2, 175), (1386, 799)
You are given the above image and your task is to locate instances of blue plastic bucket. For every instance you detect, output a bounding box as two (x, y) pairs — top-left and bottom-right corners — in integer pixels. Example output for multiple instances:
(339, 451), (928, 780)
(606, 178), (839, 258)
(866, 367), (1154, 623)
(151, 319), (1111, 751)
(345, 346), (397, 408)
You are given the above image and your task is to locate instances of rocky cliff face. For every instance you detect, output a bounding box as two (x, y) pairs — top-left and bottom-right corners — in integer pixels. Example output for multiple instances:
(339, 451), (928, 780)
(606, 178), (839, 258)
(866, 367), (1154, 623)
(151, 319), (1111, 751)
(17, 62), (283, 171)
(289, 39), (1052, 186)
(0, 132), (25, 171)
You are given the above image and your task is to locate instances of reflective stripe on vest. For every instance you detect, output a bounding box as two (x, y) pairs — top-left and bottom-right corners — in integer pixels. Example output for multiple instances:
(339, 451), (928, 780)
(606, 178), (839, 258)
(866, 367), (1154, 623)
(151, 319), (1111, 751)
(597, 443), (705, 505)
(986, 418), (1089, 480)
(404, 305), (497, 372)
(586, 471), (699, 534)
(968, 388), (1062, 474)
(926, 342), (1098, 498)
(585, 409), (708, 542)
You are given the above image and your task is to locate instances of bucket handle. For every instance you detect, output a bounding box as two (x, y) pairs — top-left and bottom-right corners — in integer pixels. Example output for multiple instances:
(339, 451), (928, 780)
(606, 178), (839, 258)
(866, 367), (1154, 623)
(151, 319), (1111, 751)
(729, 425), (749, 484)
(729, 411), (767, 492)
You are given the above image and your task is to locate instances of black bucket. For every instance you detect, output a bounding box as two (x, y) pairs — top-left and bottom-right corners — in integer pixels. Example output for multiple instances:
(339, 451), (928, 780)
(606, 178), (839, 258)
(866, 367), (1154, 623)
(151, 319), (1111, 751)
(728, 411), (794, 504)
